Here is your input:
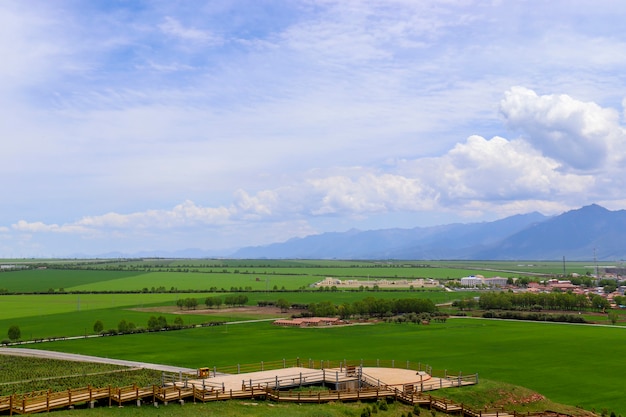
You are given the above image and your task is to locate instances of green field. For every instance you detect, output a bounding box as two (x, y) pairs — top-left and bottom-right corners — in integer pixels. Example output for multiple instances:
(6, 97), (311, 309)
(20, 318), (626, 414)
(0, 259), (604, 293)
(0, 290), (469, 339)
(0, 259), (623, 415)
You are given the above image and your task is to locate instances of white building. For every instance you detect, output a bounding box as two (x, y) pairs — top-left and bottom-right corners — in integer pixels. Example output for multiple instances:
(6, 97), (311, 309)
(460, 275), (484, 287)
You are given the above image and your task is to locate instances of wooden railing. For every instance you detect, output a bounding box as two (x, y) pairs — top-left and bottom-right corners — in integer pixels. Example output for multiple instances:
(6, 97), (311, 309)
(0, 360), (577, 417)
(196, 358), (432, 376)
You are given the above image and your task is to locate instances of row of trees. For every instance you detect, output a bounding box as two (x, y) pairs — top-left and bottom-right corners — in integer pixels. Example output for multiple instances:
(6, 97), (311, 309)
(476, 291), (611, 312)
(482, 310), (587, 323)
(173, 295), (252, 310)
(307, 297), (436, 319)
(205, 295), (249, 308)
(176, 297), (198, 310)
(93, 315), (187, 335)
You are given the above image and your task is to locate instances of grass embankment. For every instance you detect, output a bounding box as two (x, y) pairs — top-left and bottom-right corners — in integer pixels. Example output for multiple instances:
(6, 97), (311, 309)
(439, 380), (595, 416)
(17, 400), (427, 417)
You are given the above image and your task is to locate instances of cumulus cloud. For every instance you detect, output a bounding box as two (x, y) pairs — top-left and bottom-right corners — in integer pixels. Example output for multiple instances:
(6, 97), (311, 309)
(5, 86), (626, 253)
(308, 174), (435, 215)
(435, 135), (592, 200)
(499, 86), (626, 171)
(75, 201), (234, 230)
(12, 220), (87, 234)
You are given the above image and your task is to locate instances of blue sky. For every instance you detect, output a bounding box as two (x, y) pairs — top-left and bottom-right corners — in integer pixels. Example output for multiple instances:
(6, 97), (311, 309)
(2, 0), (626, 257)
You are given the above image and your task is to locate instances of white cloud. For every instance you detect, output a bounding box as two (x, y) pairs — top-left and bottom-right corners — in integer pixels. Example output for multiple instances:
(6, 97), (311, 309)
(6, 84), (623, 248)
(309, 174), (434, 215)
(76, 201), (234, 230)
(500, 86), (626, 171)
(2, 0), (626, 256)
(12, 221), (87, 234)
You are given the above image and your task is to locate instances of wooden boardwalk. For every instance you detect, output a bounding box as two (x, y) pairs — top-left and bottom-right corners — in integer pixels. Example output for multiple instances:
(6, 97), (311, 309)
(0, 363), (561, 417)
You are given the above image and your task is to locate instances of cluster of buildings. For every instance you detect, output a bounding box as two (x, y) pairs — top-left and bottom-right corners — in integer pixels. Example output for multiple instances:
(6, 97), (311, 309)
(459, 274), (626, 306)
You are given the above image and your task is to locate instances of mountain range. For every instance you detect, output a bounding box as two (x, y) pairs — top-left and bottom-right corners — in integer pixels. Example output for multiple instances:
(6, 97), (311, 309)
(232, 204), (626, 261)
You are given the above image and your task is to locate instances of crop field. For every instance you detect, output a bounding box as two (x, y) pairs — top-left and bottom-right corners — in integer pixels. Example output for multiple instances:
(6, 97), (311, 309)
(0, 259), (605, 293)
(0, 259), (623, 415)
(0, 356), (161, 395)
(0, 290), (472, 340)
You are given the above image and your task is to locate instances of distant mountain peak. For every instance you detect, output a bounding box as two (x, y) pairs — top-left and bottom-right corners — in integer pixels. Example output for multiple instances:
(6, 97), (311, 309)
(572, 203), (609, 213)
(231, 204), (626, 261)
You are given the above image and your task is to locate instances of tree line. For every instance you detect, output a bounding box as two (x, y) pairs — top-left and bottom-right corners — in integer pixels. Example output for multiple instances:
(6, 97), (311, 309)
(476, 291), (611, 312)
(307, 296), (437, 319)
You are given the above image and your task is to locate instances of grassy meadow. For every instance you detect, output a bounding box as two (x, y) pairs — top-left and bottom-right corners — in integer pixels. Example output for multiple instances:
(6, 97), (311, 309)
(22, 318), (626, 414)
(0, 259), (624, 415)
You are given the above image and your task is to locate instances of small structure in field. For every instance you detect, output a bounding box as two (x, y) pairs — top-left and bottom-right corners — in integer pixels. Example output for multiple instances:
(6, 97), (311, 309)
(273, 317), (341, 327)
(314, 277), (439, 289)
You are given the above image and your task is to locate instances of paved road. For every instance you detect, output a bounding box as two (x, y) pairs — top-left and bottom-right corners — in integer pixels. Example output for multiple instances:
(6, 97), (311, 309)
(0, 347), (195, 373)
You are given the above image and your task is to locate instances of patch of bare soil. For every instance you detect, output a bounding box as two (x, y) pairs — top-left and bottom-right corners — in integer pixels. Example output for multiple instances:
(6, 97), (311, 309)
(131, 305), (287, 316)
(492, 389), (545, 407)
